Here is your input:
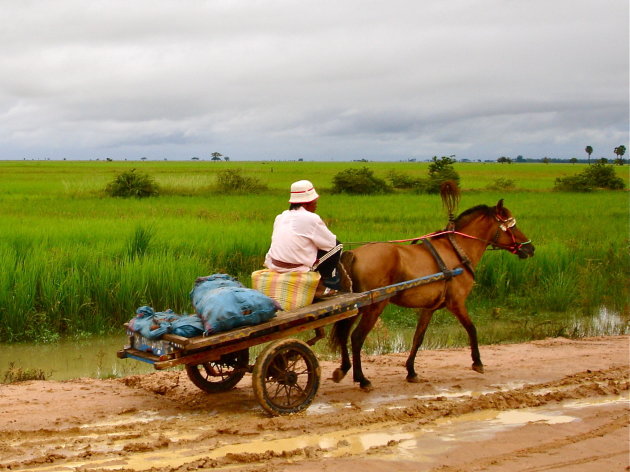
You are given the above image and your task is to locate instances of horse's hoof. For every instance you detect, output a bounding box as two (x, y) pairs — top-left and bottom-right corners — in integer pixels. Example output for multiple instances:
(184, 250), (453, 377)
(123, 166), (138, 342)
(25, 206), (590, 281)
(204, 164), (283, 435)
(472, 363), (484, 374)
(332, 368), (346, 383)
(359, 381), (373, 392)
(406, 375), (422, 383)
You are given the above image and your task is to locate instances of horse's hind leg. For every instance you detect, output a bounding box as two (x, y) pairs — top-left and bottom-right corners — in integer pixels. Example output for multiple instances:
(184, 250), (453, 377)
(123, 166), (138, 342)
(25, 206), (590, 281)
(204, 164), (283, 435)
(350, 302), (387, 391)
(331, 316), (355, 382)
(406, 308), (435, 383)
(448, 302), (483, 373)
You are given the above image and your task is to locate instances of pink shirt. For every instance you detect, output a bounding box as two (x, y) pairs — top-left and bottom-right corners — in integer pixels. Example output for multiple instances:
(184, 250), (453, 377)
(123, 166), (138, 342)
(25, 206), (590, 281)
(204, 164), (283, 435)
(264, 207), (337, 273)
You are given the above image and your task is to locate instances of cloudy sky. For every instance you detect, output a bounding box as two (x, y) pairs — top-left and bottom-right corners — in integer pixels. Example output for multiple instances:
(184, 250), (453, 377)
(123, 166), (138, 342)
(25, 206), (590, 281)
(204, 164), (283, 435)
(1, 0), (628, 161)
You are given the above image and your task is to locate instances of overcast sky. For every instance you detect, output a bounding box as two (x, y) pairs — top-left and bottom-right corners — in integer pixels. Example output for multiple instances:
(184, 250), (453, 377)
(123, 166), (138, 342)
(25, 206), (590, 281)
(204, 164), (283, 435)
(1, 0), (628, 161)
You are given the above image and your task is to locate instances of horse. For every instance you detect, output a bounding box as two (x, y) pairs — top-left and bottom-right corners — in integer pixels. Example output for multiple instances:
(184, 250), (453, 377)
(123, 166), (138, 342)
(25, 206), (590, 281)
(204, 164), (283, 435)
(331, 182), (535, 391)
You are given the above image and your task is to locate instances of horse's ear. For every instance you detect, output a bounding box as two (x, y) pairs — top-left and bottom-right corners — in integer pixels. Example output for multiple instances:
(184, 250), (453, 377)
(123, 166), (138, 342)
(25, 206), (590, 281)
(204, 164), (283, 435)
(496, 199), (506, 217)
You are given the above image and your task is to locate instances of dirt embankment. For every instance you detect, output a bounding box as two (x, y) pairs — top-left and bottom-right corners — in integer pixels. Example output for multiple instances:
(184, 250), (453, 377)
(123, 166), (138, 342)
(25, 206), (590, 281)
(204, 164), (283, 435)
(0, 336), (628, 472)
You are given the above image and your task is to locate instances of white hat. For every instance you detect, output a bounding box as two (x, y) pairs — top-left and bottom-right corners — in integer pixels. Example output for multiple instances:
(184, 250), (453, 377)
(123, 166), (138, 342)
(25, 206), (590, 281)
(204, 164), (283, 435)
(289, 180), (319, 203)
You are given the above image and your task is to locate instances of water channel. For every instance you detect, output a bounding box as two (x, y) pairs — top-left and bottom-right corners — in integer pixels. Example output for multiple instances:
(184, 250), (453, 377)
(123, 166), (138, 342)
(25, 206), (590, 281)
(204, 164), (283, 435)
(0, 307), (626, 381)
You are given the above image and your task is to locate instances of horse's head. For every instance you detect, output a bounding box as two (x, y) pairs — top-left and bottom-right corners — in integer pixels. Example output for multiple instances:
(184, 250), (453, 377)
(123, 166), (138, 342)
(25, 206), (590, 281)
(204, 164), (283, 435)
(492, 200), (535, 259)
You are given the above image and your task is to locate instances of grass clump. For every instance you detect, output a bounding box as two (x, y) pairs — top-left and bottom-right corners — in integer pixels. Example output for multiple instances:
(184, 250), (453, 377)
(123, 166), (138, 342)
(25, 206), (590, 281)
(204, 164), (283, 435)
(215, 169), (267, 194)
(3, 362), (50, 383)
(554, 162), (625, 192)
(332, 167), (392, 194)
(105, 169), (159, 198)
(486, 177), (516, 191)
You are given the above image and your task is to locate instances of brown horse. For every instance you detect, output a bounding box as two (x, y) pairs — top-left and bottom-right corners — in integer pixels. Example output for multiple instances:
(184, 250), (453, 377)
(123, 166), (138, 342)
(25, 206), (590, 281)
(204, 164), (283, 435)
(331, 185), (535, 390)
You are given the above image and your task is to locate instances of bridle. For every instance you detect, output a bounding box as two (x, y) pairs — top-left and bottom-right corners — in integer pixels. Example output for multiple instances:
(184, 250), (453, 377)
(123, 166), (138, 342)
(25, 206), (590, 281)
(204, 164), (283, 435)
(489, 214), (532, 255)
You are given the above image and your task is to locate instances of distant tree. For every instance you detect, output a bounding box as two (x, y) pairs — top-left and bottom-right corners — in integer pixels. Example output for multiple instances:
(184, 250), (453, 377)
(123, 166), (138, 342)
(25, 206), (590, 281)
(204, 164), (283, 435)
(224, 156), (230, 161)
(141, 157), (147, 161)
(497, 156), (512, 164)
(211, 152), (223, 161)
(598, 158), (608, 164)
(542, 157), (550, 164)
(516, 155), (524, 162)
(585, 146), (593, 164)
(191, 157), (199, 161)
(569, 157), (578, 164)
(614, 145), (626, 161)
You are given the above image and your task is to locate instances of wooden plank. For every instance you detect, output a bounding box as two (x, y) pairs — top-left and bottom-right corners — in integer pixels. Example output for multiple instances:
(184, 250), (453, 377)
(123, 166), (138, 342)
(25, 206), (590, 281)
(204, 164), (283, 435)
(154, 308), (359, 369)
(180, 292), (367, 352)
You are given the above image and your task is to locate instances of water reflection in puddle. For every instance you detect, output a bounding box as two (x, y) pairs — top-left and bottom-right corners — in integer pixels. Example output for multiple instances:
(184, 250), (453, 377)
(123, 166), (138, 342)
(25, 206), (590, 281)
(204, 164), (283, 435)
(0, 335), (154, 381)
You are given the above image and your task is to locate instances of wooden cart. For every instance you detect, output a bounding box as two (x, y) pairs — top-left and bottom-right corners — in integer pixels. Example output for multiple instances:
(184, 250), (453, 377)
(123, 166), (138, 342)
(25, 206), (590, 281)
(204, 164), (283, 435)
(117, 268), (462, 416)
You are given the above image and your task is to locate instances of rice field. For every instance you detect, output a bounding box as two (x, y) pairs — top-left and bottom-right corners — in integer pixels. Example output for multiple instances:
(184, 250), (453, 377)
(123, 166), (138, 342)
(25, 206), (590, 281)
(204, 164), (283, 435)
(0, 160), (628, 344)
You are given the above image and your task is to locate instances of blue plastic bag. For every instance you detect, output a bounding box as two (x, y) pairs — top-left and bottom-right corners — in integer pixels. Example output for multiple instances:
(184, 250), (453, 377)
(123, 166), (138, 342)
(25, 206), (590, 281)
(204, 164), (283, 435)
(128, 306), (204, 339)
(191, 274), (279, 334)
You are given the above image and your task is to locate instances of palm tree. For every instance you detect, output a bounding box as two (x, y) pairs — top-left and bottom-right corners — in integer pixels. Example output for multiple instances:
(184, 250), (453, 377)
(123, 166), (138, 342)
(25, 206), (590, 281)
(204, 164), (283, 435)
(585, 146), (593, 164)
(615, 145), (626, 165)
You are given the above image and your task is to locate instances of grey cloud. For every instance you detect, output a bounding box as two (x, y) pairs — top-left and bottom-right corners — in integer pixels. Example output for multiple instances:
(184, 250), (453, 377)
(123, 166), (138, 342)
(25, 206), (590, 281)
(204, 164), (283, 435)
(0, 0), (627, 160)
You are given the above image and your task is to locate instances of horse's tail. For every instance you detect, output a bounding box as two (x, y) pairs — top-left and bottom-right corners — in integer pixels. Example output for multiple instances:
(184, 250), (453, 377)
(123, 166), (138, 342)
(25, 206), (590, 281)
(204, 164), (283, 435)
(329, 251), (357, 352)
(440, 180), (460, 224)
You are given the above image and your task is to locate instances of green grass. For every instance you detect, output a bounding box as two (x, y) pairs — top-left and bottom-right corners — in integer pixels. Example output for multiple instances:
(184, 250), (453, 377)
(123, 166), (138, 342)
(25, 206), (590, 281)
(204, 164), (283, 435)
(0, 160), (628, 343)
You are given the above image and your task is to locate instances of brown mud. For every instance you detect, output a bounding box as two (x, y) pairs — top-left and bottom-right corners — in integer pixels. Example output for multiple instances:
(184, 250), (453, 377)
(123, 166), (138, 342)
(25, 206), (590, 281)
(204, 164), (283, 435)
(0, 335), (628, 471)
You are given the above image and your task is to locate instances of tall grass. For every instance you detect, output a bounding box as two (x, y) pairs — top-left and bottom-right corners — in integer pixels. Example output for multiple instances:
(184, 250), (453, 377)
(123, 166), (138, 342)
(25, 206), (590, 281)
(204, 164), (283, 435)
(0, 161), (627, 343)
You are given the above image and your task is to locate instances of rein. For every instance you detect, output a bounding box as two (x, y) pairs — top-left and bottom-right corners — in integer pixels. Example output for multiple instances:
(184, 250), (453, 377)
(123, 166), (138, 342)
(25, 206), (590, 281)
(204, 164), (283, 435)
(345, 219), (532, 255)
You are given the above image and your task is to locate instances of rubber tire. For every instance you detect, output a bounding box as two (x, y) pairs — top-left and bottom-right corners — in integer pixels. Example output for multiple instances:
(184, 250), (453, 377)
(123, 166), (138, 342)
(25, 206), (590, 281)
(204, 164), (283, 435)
(185, 349), (249, 393)
(252, 339), (320, 416)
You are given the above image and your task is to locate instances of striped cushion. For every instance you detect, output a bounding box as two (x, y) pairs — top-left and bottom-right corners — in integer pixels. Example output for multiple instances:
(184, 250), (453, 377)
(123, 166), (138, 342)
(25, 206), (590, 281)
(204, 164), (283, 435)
(251, 269), (321, 311)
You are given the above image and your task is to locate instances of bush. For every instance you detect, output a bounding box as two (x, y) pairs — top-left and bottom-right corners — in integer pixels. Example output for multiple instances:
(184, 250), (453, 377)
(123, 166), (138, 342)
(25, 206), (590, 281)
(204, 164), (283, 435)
(486, 177), (516, 191)
(425, 156), (460, 194)
(215, 169), (267, 194)
(331, 167), (392, 194)
(387, 170), (422, 189)
(105, 169), (159, 198)
(554, 162), (625, 192)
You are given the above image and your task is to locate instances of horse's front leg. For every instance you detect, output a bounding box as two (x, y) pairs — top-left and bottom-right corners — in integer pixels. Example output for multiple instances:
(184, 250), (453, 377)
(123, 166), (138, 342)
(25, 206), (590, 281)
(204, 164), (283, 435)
(406, 308), (435, 382)
(448, 302), (483, 373)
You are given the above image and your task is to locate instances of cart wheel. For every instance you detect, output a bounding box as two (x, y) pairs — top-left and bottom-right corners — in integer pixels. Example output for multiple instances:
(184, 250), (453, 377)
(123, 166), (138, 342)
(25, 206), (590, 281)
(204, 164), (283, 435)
(185, 349), (249, 393)
(252, 339), (320, 416)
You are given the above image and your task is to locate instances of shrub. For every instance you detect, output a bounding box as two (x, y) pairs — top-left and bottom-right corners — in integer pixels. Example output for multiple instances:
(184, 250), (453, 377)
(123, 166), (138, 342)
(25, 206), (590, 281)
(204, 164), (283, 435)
(486, 177), (516, 191)
(215, 168), (267, 193)
(105, 169), (159, 198)
(387, 170), (422, 189)
(425, 156), (460, 194)
(554, 162), (625, 192)
(331, 167), (392, 194)
(3, 362), (50, 383)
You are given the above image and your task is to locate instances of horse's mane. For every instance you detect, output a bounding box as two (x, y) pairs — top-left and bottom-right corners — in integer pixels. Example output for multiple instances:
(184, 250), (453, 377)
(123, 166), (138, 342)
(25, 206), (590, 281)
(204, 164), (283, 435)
(453, 205), (494, 230)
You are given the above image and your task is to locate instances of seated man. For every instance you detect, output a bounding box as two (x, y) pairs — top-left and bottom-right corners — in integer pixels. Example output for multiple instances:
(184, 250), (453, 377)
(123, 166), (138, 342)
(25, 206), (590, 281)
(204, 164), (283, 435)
(264, 180), (344, 296)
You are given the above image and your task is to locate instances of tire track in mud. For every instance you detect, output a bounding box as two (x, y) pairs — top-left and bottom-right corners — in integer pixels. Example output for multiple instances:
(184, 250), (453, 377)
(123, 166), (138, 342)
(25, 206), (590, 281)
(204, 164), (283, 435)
(1, 366), (627, 472)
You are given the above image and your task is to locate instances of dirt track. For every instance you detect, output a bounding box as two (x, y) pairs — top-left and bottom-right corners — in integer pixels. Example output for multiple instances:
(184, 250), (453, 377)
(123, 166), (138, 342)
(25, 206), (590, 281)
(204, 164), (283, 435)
(0, 336), (628, 472)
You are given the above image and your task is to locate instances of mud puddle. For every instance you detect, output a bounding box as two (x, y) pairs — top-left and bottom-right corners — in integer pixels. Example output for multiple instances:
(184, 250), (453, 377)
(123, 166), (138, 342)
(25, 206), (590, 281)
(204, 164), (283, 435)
(16, 394), (627, 472)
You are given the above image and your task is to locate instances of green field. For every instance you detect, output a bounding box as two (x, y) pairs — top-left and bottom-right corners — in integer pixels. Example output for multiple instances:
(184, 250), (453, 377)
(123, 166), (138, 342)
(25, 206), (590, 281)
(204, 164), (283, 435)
(0, 160), (628, 345)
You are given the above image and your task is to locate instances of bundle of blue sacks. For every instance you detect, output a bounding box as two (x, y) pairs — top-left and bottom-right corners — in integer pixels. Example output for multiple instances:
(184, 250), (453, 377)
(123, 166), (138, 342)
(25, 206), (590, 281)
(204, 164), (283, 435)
(128, 274), (280, 341)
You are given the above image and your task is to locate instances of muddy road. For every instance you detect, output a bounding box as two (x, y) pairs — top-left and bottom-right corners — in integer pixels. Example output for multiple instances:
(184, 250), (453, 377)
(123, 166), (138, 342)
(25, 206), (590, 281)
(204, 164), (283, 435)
(0, 335), (628, 472)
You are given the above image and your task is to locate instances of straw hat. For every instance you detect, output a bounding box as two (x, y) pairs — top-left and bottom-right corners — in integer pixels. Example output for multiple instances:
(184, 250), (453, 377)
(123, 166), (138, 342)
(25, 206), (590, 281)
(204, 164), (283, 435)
(289, 180), (319, 203)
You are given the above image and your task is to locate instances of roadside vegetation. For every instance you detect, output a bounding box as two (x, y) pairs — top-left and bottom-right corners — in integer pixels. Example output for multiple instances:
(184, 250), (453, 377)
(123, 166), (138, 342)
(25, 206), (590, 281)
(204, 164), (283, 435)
(0, 160), (627, 344)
